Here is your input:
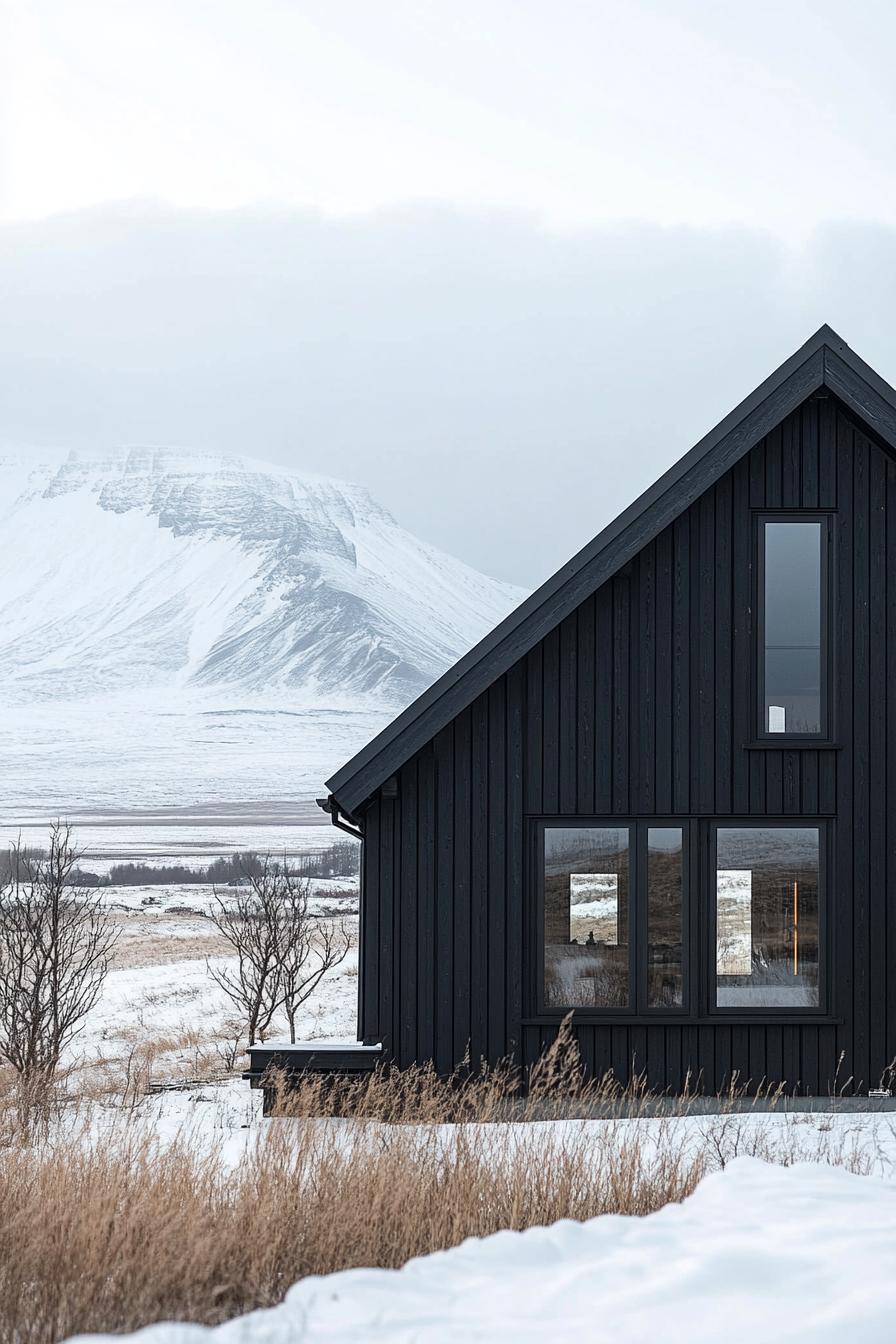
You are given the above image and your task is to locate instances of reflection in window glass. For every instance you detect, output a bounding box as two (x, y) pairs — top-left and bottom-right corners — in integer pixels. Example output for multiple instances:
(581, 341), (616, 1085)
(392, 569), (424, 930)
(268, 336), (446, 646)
(647, 828), (683, 1007)
(716, 827), (820, 1008)
(543, 828), (629, 1008)
(763, 521), (822, 734)
(717, 870), (752, 975)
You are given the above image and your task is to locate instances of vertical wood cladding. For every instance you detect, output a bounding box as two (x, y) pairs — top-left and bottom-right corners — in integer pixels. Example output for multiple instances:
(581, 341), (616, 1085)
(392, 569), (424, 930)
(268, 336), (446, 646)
(360, 393), (895, 1093)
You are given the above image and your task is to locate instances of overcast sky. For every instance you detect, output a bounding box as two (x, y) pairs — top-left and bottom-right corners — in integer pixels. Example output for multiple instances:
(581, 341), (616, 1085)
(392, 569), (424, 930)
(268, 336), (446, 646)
(3, 1), (896, 585)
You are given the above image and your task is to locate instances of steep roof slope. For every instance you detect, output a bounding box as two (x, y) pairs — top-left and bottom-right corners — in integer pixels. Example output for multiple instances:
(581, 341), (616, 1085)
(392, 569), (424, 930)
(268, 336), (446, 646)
(327, 326), (896, 816)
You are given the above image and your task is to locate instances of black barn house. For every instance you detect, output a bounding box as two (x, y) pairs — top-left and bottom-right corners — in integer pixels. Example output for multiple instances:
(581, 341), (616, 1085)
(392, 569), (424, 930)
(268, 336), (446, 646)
(301, 328), (896, 1094)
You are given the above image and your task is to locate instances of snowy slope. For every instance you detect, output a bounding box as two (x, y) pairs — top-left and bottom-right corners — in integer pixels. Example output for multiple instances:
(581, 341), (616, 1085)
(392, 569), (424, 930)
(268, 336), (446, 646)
(0, 448), (525, 705)
(0, 447), (526, 811)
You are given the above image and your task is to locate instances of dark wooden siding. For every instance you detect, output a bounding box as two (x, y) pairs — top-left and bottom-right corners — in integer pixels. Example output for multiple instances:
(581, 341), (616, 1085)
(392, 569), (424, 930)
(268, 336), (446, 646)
(359, 393), (896, 1094)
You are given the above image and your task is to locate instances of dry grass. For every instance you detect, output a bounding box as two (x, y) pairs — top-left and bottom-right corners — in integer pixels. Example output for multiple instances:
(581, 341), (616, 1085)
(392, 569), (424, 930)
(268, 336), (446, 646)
(106, 913), (235, 970)
(0, 1109), (704, 1343)
(263, 1018), (790, 1125)
(105, 911), (359, 973)
(0, 1025), (888, 1344)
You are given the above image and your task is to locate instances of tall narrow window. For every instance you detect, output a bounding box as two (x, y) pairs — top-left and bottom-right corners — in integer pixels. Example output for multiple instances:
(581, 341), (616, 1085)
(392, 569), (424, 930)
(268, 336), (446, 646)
(646, 827), (684, 1008)
(715, 826), (820, 1009)
(543, 828), (630, 1008)
(761, 520), (824, 735)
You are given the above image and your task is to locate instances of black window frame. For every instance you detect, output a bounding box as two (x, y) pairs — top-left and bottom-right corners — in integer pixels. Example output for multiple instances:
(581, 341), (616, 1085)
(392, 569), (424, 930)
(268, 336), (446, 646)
(754, 511), (833, 744)
(528, 816), (832, 1025)
(643, 823), (690, 1014)
(533, 818), (692, 1019)
(535, 820), (636, 1018)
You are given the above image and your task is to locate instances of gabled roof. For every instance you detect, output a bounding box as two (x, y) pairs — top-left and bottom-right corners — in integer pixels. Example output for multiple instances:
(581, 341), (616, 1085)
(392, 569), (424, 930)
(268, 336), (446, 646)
(327, 325), (896, 816)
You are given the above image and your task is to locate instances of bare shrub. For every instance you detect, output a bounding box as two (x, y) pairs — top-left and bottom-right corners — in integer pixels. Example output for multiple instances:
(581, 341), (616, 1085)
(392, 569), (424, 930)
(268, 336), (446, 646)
(278, 889), (350, 1044)
(215, 1018), (247, 1074)
(0, 824), (117, 1090)
(206, 860), (286, 1046)
(0, 845), (45, 886)
(207, 858), (349, 1045)
(106, 842), (358, 887)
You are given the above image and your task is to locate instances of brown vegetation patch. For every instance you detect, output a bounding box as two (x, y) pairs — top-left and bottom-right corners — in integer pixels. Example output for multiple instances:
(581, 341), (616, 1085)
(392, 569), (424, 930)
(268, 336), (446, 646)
(107, 914), (234, 970)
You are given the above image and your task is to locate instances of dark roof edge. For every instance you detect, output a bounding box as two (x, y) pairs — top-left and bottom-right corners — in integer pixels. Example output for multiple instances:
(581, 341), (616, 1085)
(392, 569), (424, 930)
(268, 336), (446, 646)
(327, 326), (896, 813)
(821, 331), (896, 449)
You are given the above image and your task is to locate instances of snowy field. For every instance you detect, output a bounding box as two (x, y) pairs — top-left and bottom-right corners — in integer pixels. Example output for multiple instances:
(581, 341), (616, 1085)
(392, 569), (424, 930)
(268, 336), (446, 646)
(0, 817), (340, 871)
(0, 688), (390, 817)
(0, 807), (362, 1081)
(97, 879), (357, 916)
(69, 896), (359, 1080)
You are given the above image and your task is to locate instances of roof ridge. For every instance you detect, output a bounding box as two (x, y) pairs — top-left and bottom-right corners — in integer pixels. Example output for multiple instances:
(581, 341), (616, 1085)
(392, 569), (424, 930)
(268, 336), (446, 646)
(327, 327), (896, 814)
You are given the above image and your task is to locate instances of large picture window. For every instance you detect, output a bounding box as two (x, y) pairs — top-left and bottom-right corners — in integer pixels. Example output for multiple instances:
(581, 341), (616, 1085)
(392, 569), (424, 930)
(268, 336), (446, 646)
(759, 518), (827, 736)
(715, 826), (821, 1009)
(536, 819), (825, 1018)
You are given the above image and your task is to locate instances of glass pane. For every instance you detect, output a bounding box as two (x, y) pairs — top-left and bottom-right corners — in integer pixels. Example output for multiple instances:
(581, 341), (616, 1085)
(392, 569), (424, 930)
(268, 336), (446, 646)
(543, 828), (629, 1008)
(716, 827), (820, 1008)
(647, 827), (683, 1007)
(764, 521), (822, 734)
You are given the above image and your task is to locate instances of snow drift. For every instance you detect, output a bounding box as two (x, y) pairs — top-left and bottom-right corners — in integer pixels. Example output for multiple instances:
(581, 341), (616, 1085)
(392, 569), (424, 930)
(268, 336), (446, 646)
(69, 1158), (896, 1343)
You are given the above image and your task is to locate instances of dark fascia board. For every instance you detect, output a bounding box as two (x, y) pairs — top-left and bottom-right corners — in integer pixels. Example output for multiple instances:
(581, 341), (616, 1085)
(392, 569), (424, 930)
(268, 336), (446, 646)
(821, 332), (896, 450)
(327, 325), (896, 815)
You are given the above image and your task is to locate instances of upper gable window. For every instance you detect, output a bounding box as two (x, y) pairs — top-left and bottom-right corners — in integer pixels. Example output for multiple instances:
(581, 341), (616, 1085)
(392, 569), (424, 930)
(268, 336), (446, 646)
(759, 518), (828, 737)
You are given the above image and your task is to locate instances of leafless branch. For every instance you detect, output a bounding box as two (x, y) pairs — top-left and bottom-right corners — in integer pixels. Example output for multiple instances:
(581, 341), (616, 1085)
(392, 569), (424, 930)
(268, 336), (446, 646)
(206, 857), (292, 1046)
(276, 883), (351, 1044)
(206, 857), (351, 1046)
(0, 823), (118, 1084)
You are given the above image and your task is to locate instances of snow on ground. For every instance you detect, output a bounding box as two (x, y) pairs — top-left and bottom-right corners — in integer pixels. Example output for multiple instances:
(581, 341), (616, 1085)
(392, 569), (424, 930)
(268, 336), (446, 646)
(90, 1079), (265, 1167)
(70, 1156), (896, 1343)
(0, 816), (361, 1078)
(78, 1059), (896, 1180)
(0, 690), (391, 815)
(75, 913), (359, 1069)
(0, 814), (341, 866)
(84, 957), (233, 1057)
(49, 873), (359, 1086)
(97, 880), (358, 917)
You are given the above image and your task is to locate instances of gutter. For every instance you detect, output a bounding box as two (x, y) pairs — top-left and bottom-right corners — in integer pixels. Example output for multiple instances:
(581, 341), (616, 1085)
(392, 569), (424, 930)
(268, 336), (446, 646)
(315, 794), (364, 841)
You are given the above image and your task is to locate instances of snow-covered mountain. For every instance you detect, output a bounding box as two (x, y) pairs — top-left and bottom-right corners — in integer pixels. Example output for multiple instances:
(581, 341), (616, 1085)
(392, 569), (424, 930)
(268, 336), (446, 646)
(0, 448), (525, 706)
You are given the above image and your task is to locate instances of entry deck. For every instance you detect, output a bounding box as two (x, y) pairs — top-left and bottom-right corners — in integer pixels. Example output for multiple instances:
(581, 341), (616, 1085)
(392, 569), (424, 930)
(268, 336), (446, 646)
(244, 1038), (383, 1111)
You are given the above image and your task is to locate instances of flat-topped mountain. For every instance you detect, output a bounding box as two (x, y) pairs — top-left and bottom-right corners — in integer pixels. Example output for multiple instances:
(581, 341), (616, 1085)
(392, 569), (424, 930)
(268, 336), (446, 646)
(0, 447), (525, 705)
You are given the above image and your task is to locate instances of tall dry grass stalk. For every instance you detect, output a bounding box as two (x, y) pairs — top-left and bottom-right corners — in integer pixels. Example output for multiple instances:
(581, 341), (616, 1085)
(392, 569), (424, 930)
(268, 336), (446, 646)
(262, 1015), (789, 1125)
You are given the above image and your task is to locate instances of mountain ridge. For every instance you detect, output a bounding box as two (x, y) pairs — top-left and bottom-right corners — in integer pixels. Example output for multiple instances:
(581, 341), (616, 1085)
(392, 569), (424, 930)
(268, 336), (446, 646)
(0, 447), (526, 706)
